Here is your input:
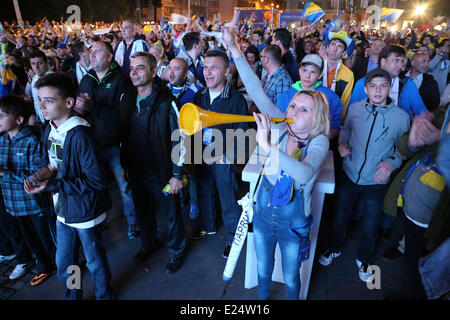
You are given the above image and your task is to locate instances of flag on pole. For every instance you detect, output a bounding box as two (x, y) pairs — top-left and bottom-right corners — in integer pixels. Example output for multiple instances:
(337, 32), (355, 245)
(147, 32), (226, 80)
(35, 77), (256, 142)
(301, 2), (326, 25)
(170, 13), (189, 25)
(380, 8), (404, 23)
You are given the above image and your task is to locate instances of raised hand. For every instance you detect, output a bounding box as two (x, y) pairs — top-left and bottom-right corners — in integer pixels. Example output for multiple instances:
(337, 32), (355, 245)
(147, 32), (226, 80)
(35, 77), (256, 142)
(254, 112), (272, 153)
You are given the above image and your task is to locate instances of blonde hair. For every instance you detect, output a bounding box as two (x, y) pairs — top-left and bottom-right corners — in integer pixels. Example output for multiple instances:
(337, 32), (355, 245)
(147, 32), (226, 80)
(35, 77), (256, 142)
(151, 42), (164, 55)
(288, 90), (330, 139)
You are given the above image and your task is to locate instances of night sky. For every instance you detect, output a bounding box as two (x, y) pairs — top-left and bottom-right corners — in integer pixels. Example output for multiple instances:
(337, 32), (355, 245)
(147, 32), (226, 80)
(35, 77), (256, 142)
(1, 0), (449, 24)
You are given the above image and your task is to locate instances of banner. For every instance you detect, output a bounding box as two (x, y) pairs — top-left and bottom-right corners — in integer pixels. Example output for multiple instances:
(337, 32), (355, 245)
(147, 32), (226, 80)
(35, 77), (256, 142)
(301, 2), (326, 25)
(280, 12), (306, 28)
(235, 9), (281, 29)
(222, 193), (254, 282)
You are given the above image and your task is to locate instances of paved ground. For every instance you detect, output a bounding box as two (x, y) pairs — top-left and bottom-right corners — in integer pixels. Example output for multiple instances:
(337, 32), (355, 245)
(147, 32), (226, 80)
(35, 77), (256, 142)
(1, 184), (412, 301)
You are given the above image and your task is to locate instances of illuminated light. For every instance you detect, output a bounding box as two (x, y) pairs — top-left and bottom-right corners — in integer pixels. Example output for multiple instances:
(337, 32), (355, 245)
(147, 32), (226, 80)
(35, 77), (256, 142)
(414, 4), (427, 16)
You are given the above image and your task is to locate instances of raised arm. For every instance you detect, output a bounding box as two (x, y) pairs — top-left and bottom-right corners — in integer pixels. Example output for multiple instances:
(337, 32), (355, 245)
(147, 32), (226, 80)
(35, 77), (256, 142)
(222, 12), (285, 119)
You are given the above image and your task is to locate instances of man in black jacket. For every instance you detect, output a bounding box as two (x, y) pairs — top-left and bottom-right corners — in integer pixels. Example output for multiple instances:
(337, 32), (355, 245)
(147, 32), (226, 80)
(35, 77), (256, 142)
(74, 41), (139, 240)
(121, 52), (187, 273)
(407, 52), (440, 111)
(192, 50), (250, 258)
(352, 38), (384, 83)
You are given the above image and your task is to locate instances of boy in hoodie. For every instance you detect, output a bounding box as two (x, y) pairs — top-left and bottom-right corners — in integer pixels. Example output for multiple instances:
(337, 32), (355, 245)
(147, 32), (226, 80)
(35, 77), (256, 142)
(318, 69), (410, 282)
(0, 95), (56, 286)
(24, 73), (112, 300)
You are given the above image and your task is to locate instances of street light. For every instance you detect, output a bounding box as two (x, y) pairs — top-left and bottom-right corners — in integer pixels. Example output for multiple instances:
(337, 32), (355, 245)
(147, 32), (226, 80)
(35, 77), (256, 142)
(414, 4), (427, 16)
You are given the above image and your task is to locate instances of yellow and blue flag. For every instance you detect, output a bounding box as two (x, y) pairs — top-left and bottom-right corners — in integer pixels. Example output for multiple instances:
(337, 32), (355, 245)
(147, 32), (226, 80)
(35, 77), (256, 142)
(380, 8), (404, 23)
(301, 2), (325, 24)
(321, 11), (344, 40)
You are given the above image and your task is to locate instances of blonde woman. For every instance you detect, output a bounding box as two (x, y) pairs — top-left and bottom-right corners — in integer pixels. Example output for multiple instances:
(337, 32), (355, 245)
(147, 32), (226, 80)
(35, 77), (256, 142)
(149, 42), (169, 81)
(223, 21), (330, 300)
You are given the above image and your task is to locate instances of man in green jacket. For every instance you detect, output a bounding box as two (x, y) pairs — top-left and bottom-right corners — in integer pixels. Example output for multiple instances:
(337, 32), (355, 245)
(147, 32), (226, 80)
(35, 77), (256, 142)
(382, 104), (449, 299)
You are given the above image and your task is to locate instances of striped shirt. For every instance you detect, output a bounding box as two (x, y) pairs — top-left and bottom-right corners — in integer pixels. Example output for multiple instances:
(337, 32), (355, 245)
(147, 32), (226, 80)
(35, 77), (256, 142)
(262, 65), (293, 104)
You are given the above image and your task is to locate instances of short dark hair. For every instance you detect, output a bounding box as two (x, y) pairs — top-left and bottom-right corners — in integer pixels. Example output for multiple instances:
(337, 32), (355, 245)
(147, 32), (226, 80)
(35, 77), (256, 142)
(182, 32), (201, 51)
(130, 51), (157, 70)
(263, 44), (282, 64)
(96, 40), (113, 55)
(70, 41), (86, 61)
(28, 50), (47, 62)
(253, 30), (264, 39)
(329, 38), (347, 51)
(379, 45), (406, 65)
(0, 95), (33, 123)
(204, 49), (230, 68)
(272, 28), (292, 50)
(365, 68), (392, 86)
(244, 45), (260, 62)
(35, 73), (76, 100)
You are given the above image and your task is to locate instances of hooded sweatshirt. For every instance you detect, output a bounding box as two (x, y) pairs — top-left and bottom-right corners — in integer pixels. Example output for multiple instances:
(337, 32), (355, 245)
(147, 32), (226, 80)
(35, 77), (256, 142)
(48, 116), (106, 228)
(339, 98), (410, 185)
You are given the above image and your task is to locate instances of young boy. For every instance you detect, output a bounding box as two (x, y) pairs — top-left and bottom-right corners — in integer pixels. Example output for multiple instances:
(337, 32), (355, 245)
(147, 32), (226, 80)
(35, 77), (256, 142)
(318, 68), (411, 282)
(24, 73), (113, 300)
(0, 95), (56, 285)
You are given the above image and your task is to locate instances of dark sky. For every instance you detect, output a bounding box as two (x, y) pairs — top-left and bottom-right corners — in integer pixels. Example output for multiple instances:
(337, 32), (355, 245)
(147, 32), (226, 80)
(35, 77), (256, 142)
(0, 0), (135, 23)
(1, 0), (449, 24)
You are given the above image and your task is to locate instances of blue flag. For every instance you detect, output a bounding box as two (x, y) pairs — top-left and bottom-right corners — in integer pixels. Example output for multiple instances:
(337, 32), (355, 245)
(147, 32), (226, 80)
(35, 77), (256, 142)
(301, 2), (325, 24)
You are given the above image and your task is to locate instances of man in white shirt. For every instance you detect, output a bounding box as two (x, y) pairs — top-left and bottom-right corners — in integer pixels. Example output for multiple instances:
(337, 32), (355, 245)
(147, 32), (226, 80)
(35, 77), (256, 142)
(70, 41), (91, 84)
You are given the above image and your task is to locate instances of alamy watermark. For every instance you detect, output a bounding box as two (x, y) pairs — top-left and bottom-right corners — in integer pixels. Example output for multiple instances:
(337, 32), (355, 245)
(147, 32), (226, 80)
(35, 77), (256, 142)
(66, 265), (81, 290)
(366, 265), (382, 290)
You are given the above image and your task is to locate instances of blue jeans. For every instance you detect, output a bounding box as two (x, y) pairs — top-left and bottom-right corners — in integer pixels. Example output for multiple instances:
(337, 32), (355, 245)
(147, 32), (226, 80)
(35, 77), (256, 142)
(329, 170), (388, 263)
(98, 146), (136, 225)
(55, 220), (112, 300)
(253, 176), (309, 300)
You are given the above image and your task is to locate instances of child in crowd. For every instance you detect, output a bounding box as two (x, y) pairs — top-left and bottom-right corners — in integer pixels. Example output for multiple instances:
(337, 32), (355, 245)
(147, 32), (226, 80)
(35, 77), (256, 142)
(0, 95), (56, 286)
(24, 73), (113, 300)
(318, 68), (411, 281)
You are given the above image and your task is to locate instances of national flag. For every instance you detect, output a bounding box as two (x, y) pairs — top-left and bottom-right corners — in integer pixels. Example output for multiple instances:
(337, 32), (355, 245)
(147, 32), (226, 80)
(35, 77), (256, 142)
(301, 2), (326, 25)
(321, 11), (344, 40)
(380, 8), (404, 23)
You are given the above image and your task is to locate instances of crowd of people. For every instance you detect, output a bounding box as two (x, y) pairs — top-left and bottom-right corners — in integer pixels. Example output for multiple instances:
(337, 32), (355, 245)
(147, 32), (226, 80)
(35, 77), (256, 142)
(0, 10), (449, 300)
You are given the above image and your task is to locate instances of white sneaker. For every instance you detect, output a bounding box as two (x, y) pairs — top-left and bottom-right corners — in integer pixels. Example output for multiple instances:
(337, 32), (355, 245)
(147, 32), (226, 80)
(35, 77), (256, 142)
(356, 258), (375, 282)
(9, 263), (28, 280)
(318, 249), (342, 266)
(0, 253), (16, 264)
